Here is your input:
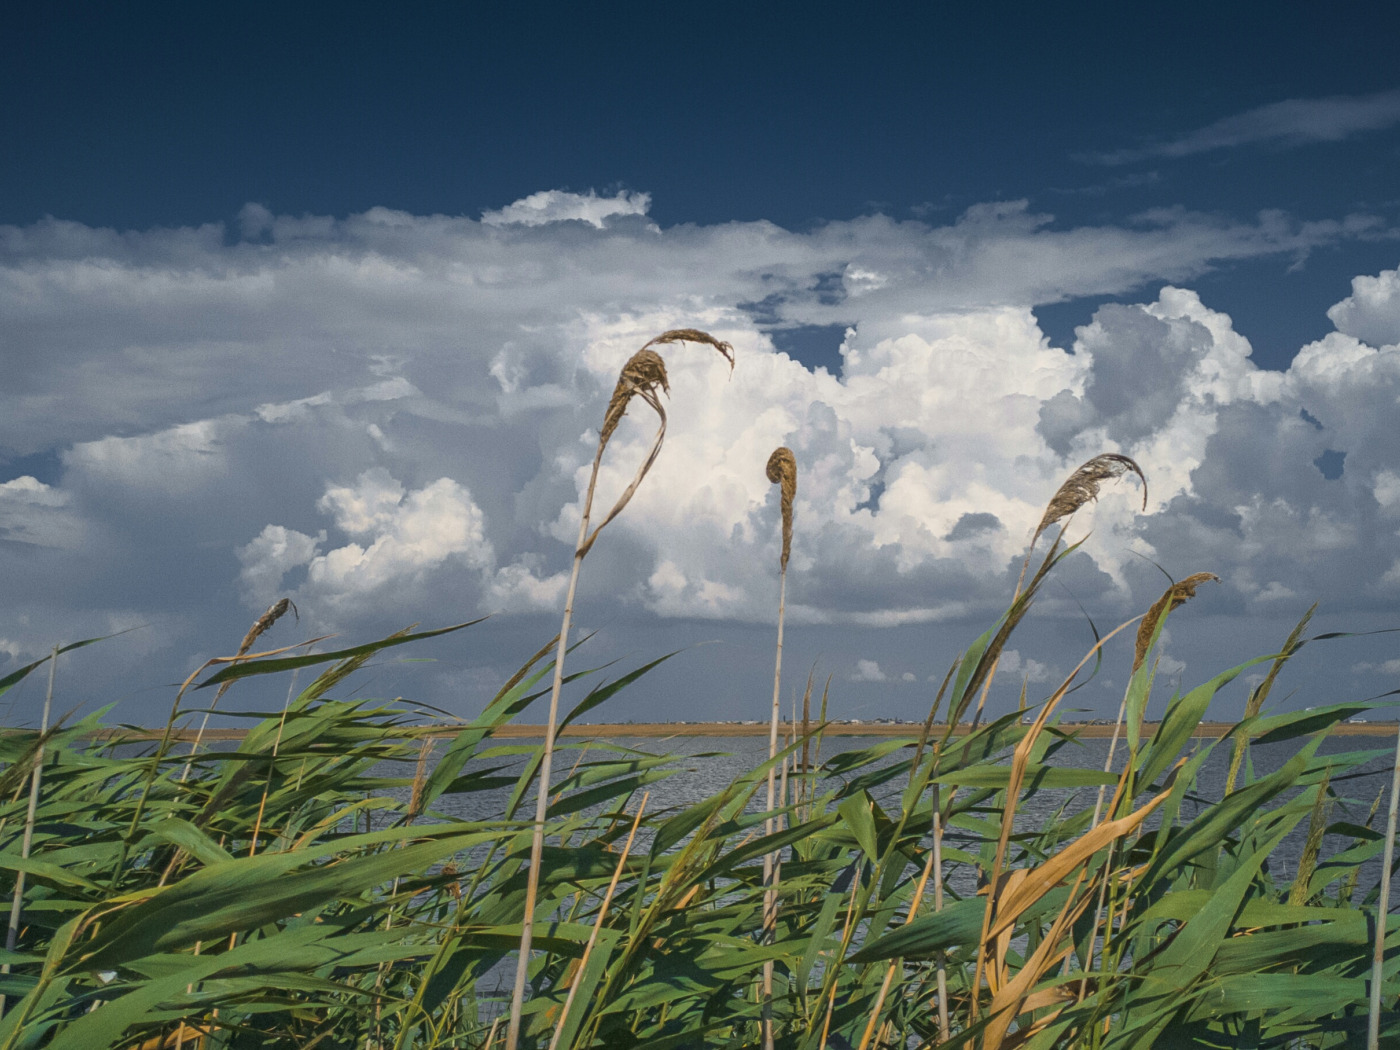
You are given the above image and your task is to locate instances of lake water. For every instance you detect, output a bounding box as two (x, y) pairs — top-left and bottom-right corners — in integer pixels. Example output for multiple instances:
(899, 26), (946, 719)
(394, 730), (1397, 902)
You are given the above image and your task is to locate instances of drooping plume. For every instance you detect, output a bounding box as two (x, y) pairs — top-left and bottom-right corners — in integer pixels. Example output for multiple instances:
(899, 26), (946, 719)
(1032, 453), (1147, 548)
(1134, 572), (1220, 674)
(766, 447), (796, 570)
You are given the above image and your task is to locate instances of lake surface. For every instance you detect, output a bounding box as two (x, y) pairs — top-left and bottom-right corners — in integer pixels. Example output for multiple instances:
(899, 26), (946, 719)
(385, 731), (1396, 900)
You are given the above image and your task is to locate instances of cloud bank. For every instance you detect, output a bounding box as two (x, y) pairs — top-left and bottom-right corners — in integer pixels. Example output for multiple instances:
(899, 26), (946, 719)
(2, 190), (1398, 720)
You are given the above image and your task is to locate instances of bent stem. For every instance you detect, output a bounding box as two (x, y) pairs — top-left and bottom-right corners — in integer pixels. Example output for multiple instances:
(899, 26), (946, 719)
(549, 793), (648, 1050)
(507, 343), (678, 1050)
(762, 446), (796, 1050)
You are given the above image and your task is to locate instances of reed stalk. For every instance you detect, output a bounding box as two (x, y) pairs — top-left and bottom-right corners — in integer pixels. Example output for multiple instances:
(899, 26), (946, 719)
(507, 331), (731, 1050)
(1369, 722), (1400, 1049)
(179, 598), (294, 783)
(762, 446), (796, 1050)
(549, 793), (647, 1050)
(1225, 603), (1315, 795)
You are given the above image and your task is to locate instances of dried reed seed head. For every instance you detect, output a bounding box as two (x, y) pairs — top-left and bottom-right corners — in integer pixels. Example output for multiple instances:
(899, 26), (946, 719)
(1033, 453), (1148, 547)
(1133, 572), (1220, 673)
(237, 597), (297, 656)
(599, 348), (670, 446)
(766, 447), (797, 569)
(641, 328), (736, 373)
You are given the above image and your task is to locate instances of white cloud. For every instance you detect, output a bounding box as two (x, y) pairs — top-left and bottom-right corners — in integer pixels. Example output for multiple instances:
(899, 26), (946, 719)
(851, 659), (888, 682)
(481, 189), (652, 229)
(997, 649), (1053, 684)
(1094, 89), (1400, 163)
(1155, 653), (1188, 677)
(0, 476), (82, 548)
(1351, 659), (1400, 676)
(1327, 266), (1400, 349)
(239, 469), (495, 622)
(238, 524), (323, 603)
(2, 194), (1399, 722)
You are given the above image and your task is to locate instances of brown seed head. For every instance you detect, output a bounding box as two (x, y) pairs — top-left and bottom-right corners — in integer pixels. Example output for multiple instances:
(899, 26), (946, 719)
(1134, 572), (1220, 673)
(641, 328), (736, 373)
(600, 348), (670, 447)
(1033, 453), (1147, 548)
(766, 446), (797, 570)
(236, 597), (296, 658)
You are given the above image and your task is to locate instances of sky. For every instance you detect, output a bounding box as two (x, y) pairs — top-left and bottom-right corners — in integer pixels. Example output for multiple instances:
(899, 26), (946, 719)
(3, 2), (1400, 728)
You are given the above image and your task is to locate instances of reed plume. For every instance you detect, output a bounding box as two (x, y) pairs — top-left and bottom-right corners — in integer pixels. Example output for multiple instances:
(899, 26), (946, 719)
(507, 330), (732, 1050)
(180, 598), (296, 781)
(1031, 452), (1147, 550)
(761, 446), (796, 1050)
(1225, 603), (1315, 794)
(1133, 572), (1219, 675)
(962, 453), (1149, 731)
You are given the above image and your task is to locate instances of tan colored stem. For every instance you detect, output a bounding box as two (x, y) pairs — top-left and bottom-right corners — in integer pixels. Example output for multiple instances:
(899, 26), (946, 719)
(549, 793), (648, 1050)
(762, 567), (787, 1050)
(858, 845), (936, 1050)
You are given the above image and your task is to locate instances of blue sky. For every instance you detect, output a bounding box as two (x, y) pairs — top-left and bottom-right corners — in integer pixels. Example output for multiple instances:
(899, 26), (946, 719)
(3, 2), (1400, 726)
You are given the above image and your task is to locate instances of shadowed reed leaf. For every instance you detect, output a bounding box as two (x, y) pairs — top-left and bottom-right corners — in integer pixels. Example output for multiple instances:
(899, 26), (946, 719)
(1033, 452), (1147, 548)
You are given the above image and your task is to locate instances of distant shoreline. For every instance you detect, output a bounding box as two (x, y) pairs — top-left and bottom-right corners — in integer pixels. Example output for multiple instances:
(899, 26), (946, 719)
(77, 720), (1398, 742)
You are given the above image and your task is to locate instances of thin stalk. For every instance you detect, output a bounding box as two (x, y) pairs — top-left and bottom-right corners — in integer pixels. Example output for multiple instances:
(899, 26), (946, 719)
(1368, 724), (1400, 1050)
(931, 783), (950, 1043)
(859, 845), (936, 1050)
(970, 616), (1139, 1021)
(179, 598), (293, 783)
(762, 445), (795, 1050)
(0, 644), (57, 1016)
(506, 469), (593, 1050)
(1070, 676), (1134, 983)
(508, 345), (673, 1050)
(549, 792), (648, 1050)
(762, 567), (787, 1050)
(817, 879), (860, 1050)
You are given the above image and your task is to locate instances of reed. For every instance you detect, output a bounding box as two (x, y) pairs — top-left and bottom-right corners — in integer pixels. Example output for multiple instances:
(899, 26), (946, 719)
(506, 330), (732, 1050)
(761, 445), (796, 1050)
(0, 591), (1393, 1047)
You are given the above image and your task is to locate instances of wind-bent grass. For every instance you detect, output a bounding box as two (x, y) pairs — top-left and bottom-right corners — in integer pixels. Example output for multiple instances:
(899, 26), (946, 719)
(0, 593), (1396, 1048)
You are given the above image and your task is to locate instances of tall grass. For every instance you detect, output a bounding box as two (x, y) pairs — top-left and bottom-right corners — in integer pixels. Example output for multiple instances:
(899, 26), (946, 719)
(0, 573), (1395, 1046)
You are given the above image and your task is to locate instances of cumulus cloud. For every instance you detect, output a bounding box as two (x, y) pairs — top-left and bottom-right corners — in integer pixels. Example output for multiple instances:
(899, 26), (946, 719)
(851, 659), (888, 682)
(0, 476), (83, 548)
(997, 649), (1053, 685)
(480, 189), (652, 228)
(1327, 266), (1400, 349)
(1352, 658), (1400, 677)
(1094, 89), (1400, 164)
(240, 469), (495, 621)
(2, 190), (1398, 722)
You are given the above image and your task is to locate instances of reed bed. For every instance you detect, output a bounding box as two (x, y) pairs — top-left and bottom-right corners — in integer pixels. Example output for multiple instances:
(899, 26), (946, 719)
(1, 587), (1395, 1047)
(1, 332), (1398, 1048)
